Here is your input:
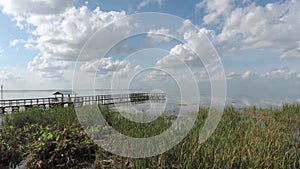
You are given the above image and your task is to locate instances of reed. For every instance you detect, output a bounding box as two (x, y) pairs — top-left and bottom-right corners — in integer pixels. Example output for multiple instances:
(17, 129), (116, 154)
(0, 104), (299, 168)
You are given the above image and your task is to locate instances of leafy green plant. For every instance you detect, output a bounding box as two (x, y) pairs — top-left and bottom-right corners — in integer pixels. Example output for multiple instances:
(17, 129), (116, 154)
(26, 123), (97, 169)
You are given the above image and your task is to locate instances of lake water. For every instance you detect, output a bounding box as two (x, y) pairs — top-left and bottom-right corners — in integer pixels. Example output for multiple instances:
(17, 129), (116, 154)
(0, 89), (299, 136)
(0, 89), (198, 125)
(1, 89), (299, 108)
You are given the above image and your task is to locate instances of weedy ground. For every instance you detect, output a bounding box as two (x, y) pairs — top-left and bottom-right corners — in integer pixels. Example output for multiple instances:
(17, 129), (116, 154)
(0, 104), (299, 168)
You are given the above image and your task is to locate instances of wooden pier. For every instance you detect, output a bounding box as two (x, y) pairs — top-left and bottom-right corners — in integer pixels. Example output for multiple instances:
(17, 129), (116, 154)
(0, 93), (166, 114)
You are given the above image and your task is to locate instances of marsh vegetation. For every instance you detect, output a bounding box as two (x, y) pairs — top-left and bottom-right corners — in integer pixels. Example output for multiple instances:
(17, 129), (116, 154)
(0, 104), (299, 168)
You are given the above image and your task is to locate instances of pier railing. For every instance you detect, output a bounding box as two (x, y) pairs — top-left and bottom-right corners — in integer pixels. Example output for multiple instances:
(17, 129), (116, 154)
(0, 93), (166, 113)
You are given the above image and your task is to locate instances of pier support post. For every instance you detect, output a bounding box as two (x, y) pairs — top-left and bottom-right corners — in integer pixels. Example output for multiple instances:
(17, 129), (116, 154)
(49, 104), (54, 108)
(39, 104), (46, 110)
(25, 105), (33, 111)
(12, 106), (20, 113)
(0, 107), (4, 114)
(67, 102), (74, 108)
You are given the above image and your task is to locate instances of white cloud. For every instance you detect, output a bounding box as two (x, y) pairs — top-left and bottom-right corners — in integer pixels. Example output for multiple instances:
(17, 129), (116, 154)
(1, 3), (131, 79)
(26, 6), (128, 59)
(142, 70), (172, 82)
(9, 39), (26, 46)
(150, 18), (229, 84)
(192, 70), (210, 82)
(241, 70), (251, 79)
(9, 39), (20, 46)
(0, 0), (76, 15)
(196, 0), (235, 24)
(28, 55), (69, 79)
(261, 68), (299, 80)
(0, 47), (3, 57)
(216, 0), (300, 54)
(227, 71), (241, 79)
(147, 28), (172, 43)
(39, 71), (64, 79)
(196, 0), (300, 60)
(138, 0), (166, 10)
(177, 19), (193, 34)
(0, 70), (21, 80)
(280, 48), (300, 59)
(227, 70), (259, 80)
(227, 68), (300, 80)
(156, 43), (196, 68)
(156, 27), (217, 68)
(79, 57), (138, 79)
(9, 38), (36, 50)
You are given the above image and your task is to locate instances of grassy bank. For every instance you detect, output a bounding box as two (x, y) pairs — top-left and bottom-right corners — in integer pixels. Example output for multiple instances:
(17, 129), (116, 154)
(0, 104), (299, 168)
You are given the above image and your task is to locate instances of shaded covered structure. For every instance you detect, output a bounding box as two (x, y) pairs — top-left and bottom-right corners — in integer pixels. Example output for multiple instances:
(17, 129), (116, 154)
(52, 91), (73, 103)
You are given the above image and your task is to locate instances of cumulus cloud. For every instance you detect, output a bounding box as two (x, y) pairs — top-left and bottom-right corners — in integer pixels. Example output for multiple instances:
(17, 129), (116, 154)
(10, 39), (23, 46)
(0, 0), (76, 15)
(226, 71), (241, 79)
(226, 70), (258, 80)
(27, 6), (128, 59)
(1, 2), (131, 79)
(227, 68), (300, 80)
(195, 0), (300, 60)
(196, 0), (235, 24)
(241, 70), (252, 79)
(0, 70), (21, 80)
(10, 38), (36, 50)
(177, 19), (194, 34)
(216, 0), (300, 54)
(156, 44), (197, 68)
(156, 27), (217, 68)
(280, 48), (300, 59)
(260, 68), (300, 80)
(141, 70), (172, 82)
(155, 24), (225, 83)
(138, 0), (166, 10)
(39, 71), (64, 79)
(28, 55), (69, 73)
(147, 16), (231, 84)
(79, 57), (139, 79)
(147, 28), (172, 43)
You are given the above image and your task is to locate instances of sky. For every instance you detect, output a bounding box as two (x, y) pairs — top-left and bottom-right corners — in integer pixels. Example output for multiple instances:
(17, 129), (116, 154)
(0, 0), (300, 106)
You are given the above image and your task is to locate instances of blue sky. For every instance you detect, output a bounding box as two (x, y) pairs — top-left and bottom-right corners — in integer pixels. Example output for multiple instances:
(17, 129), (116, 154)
(0, 0), (300, 106)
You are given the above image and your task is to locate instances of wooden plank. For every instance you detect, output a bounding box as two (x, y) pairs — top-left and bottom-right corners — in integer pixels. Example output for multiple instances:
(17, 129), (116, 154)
(0, 93), (166, 113)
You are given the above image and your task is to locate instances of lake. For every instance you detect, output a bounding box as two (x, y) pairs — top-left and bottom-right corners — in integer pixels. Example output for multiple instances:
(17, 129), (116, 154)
(1, 89), (299, 108)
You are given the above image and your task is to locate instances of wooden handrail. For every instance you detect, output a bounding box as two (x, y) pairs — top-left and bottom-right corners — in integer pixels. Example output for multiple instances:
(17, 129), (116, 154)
(0, 93), (166, 109)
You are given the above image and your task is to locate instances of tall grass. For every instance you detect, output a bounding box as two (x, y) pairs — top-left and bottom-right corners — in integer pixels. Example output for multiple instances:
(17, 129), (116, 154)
(3, 106), (77, 128)
(94, 104), (299, 168)
(0, 104), (299, 168)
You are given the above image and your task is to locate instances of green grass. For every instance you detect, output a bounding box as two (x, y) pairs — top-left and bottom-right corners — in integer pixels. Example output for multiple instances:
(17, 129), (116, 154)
(0, 104), (299, 168)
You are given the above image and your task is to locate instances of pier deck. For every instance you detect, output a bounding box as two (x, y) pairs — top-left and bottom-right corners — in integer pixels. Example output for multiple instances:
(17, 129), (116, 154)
(0, 93), (166, 113)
